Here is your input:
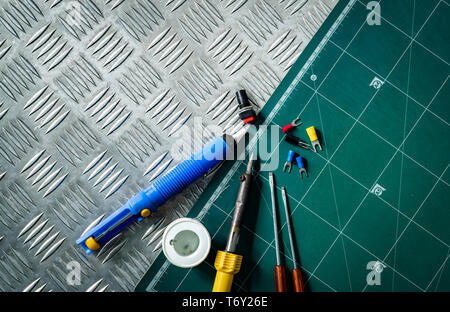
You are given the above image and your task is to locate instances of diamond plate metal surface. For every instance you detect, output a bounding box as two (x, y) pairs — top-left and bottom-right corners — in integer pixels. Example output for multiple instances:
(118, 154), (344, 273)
(0, 0), (336, 291)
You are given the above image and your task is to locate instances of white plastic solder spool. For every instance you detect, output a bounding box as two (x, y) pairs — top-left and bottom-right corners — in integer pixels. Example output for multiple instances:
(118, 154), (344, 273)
(162, 218), (211, 268)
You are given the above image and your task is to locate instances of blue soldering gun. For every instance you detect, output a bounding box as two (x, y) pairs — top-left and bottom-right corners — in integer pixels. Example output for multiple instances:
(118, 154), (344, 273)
(77, 135), (234, 254)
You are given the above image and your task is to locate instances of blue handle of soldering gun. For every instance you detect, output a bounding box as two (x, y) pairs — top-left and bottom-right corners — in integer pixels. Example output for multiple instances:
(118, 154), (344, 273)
(77, 136), (233, 253)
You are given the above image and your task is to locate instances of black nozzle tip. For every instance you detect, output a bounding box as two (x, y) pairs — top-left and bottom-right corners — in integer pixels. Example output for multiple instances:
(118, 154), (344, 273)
(236, 90), (249, 107)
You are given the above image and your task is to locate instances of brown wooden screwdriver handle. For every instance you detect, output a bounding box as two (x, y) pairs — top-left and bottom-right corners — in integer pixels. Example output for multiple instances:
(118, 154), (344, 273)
(274, 265), (287, 292)
(292, 268), (305, 292)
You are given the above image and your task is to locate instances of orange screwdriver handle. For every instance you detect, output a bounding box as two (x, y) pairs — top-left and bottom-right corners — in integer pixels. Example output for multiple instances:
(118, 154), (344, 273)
(292, 268), (305, 292)
(274, 265), (287, 292)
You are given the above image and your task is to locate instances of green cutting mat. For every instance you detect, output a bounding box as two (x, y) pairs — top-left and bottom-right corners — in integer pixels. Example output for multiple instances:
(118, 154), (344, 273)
(136, 0), (450, 292)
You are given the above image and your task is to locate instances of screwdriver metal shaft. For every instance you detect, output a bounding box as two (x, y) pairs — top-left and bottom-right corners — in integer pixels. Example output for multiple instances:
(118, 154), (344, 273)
(269, 173), (287, 292)
(281, 187), (304, 292)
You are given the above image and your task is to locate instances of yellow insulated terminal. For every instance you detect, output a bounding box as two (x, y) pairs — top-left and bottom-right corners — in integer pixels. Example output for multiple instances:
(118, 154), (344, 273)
(306, 126), (322, 152)
(212, 250), (243, 292)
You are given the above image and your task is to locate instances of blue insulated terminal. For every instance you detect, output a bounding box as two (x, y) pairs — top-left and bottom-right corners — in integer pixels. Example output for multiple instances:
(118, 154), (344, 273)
(296, 156), (308, 179)
(283, 150), (296, 173)
(296, 156), (304, 168)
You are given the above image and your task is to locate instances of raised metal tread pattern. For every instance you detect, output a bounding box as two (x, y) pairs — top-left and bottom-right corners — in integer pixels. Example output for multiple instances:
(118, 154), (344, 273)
(0, 0), (336, 292)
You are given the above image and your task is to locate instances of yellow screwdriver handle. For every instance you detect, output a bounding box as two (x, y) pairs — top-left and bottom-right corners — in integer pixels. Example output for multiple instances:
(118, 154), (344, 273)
(212, 250), (243, 292)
